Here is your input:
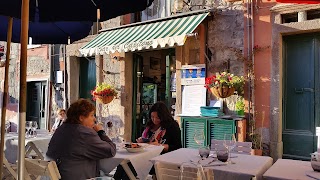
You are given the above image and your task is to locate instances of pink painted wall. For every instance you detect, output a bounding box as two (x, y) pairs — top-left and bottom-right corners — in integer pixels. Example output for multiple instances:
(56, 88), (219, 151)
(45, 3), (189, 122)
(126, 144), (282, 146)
(244, 0), (276, 128)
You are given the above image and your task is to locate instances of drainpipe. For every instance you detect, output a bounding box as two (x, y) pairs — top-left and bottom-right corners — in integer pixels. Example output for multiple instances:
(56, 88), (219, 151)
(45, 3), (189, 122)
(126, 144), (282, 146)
(251, 0), (255, 128)
(246, 0), (251, 123)
(63, 45), (68, 109)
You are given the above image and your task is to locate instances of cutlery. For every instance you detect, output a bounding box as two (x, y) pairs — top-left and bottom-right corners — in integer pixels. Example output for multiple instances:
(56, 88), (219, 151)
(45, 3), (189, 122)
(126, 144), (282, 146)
(203, 163), (227, 167)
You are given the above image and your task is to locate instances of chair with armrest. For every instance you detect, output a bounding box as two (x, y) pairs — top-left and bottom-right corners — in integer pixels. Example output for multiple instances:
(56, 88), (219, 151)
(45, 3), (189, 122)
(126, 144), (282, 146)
(2, 155), (17, 179)
(24, 158), (61, 180)
(155, 161), (208, 180)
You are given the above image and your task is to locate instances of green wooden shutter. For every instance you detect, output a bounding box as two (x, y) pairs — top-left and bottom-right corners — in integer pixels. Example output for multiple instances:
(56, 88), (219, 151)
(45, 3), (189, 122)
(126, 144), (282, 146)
(207, 119), (236, 143)
(79, 57), (96, 100)
(182, 117), (207, 148)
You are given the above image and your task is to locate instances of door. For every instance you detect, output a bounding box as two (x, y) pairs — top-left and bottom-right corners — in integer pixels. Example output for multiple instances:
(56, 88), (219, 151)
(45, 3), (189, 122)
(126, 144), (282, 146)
(79, 57), (96, 100)
(283, 33), (320, 160)
(132, 54), (143, 141)
(27, 81), (47, 129)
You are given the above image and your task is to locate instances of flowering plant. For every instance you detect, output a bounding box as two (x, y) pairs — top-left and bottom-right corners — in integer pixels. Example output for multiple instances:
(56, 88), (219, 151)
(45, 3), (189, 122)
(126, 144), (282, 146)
(205, 72), (245, 94)
(91, 83), (117, 100)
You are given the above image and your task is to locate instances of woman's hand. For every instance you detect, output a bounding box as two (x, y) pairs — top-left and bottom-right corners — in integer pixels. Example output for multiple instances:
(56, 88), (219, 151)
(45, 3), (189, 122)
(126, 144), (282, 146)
(136, 137), (143, 143)
(93, 124), (104, 132)
(150, 139), (160, 146)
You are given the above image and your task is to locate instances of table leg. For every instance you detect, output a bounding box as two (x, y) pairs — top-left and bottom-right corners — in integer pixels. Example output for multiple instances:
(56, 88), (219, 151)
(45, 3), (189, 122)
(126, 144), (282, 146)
(120, 160), (137, 180)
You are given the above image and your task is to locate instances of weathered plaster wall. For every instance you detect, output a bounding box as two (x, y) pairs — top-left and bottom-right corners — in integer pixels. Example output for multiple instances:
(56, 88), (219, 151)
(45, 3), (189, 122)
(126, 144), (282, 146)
(270, 4), (320, 160)
(206, 3), (245, 114)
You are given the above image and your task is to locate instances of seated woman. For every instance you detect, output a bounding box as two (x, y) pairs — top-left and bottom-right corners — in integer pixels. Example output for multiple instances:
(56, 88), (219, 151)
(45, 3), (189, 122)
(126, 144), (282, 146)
(51, 108), (66, 132)
(114, 101), (182, 180)
(46, 99), (116, 180)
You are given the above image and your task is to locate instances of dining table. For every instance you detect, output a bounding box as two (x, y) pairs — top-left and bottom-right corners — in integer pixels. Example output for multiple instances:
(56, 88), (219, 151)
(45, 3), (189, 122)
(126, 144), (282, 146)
(99, 144), (164, 180)
(4, 132), (52, 163)
(151, 148), (273, 180)
(4, 132), (164, 180)
(263, 159), (320, 180)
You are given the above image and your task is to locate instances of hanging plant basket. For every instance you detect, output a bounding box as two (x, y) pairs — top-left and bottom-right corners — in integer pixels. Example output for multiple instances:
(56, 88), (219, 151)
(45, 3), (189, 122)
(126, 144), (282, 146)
(210, 86), (235, 98)
(95, 95), (115, 104)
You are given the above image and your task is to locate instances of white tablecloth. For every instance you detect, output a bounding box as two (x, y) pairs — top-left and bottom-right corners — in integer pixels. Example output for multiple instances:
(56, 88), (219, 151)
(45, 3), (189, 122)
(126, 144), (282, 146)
(263, 159), (320, 180)
(4, 133), (52, 163)
(99, 144), (164, 180)
(151, 148), (273, 180)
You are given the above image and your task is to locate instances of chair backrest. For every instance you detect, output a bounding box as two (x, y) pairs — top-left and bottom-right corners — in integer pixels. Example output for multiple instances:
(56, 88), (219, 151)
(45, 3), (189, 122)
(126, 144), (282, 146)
(155, 161), (207, 180)
(24, 158), (61, 180)
(211, 139), (252, 155)
(3, 155), (17, 179)
(233, 141), (252, 155)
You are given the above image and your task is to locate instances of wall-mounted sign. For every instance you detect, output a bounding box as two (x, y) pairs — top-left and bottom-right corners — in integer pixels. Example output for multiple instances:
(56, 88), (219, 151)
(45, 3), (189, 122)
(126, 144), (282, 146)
(181, 64), (205, 85)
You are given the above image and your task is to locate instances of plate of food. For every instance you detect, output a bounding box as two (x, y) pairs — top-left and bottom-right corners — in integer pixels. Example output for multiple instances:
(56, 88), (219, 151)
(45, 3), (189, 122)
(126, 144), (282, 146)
(124, 143), (145, 153)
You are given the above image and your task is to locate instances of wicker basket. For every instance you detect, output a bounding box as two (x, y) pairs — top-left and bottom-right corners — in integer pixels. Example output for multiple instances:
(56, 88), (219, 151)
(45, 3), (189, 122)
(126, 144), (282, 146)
(210, 86), (235, 98)
(95, 95), (114, 104)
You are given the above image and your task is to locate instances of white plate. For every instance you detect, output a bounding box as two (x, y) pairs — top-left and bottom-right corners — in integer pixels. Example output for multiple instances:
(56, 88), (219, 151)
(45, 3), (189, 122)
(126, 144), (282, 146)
(125, 147), (144, 153)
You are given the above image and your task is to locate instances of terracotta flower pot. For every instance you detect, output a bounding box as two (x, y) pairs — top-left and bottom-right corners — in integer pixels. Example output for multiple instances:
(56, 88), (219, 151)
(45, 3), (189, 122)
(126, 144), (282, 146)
(95, 95), (114, 104)
(210, 86), (235, 98)
(251, 149), (263, 156)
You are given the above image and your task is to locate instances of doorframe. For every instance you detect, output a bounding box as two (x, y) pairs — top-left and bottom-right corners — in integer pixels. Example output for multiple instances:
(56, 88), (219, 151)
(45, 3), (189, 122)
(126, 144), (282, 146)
(270, 8), (320, 160)
(26, 78), (50, 129)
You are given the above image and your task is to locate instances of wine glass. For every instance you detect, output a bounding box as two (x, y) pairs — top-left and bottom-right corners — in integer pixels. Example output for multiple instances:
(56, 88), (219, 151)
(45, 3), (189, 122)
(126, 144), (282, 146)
(223, 134), (236, 164)
(31, 121), (38, 137)
(194, 129), (205, 148)
(25, 121), (32, 138)
(5, 121), (10, 133)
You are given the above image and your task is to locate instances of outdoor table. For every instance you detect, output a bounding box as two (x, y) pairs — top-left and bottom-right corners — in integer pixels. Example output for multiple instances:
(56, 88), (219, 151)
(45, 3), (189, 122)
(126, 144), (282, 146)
(4, 132), (52, 163)
(263, 159), (320, 180)
(99, 144), (164, 180)
(151, 148), (273, 180)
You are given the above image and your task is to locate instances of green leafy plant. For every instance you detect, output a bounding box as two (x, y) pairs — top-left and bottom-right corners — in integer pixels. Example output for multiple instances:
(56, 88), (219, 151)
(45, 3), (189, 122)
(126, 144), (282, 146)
(91, 83), (117, 100)
(235, 98), (245, 111)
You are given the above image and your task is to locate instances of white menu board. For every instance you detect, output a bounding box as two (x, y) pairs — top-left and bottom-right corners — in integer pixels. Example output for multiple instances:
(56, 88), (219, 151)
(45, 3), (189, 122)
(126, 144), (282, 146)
(181, 85), (206, 116)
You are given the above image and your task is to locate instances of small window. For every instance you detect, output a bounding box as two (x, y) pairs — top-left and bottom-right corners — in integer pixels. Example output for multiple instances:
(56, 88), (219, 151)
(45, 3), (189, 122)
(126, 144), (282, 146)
(307, 9), (320, 20)
(281, 13), (298, 24)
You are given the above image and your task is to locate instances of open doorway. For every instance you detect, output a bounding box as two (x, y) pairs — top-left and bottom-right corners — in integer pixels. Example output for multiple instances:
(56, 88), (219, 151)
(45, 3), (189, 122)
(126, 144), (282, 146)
(132, 49), (176, 141)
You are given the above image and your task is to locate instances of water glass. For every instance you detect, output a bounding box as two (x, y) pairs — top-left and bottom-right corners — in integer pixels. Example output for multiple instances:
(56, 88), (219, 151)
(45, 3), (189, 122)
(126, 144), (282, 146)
(224, 134), (236, 164)
(25, 121), (32, 138)
(31, 121), (38, 137)
(217, 148), (229, 162)
(199, 146), (210, 159)
(194, 129), (205, 147)
(5, 121), (10, 133)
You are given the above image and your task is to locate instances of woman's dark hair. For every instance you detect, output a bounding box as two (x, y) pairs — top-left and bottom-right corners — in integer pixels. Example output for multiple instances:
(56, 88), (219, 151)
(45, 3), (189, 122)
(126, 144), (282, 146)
(147, 101), (174, 129)
(65, 99), (95, 124)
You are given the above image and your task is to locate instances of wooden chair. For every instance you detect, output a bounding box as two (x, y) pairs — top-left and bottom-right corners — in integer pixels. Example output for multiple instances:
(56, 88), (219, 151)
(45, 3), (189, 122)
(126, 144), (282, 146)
(211, 139), (252, 155)
(154, 161), (208, 180)
(2, 155), (17, 179)
(24, 158), (61, 180)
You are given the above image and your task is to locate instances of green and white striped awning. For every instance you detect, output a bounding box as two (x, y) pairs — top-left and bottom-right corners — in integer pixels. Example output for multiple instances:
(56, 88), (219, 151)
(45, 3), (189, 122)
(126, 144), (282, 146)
(80, 12), (209, 56)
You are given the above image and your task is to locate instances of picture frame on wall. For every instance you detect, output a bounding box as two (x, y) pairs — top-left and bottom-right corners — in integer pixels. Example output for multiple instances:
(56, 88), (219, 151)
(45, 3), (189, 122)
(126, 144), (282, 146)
(150, 57), (161, 70)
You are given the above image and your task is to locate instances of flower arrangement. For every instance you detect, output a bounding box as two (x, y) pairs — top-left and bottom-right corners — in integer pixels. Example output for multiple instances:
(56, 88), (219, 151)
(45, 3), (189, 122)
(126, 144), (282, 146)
(91, 83), (117, 104)
(205, 72), (245, 98)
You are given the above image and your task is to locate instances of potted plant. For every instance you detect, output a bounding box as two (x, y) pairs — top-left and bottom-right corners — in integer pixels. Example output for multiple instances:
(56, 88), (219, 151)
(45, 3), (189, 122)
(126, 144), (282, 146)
(204, 72), (245, 98)
(248, 118), (263, 156)
(91, 83), (118, 104)
(235, 98), (245, 116)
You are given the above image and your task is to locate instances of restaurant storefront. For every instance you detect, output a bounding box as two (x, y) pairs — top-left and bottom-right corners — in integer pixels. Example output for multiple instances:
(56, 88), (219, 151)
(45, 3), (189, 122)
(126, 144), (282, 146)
(79, 10), (210, 141)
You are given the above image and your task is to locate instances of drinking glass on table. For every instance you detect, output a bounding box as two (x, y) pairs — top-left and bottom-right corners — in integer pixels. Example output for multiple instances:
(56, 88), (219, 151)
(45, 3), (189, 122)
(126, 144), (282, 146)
(199, 146), (210, 160)
(31, 121), (38, 137)
(223, 133), (236, 164)
(5, 121), (10, 133)
(25, 121), (32, 138)
(194, 129), (205, 147)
